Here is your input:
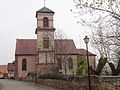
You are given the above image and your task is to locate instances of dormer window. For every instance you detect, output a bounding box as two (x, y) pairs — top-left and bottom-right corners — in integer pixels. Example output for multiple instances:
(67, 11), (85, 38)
(43, 17), (49, 27)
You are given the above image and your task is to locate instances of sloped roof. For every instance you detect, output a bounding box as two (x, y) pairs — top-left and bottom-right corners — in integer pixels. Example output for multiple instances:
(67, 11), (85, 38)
(7, 63), (15, 71)
(15, 39), (96, 56)
(55, 39), (77, 54)
(76, 49), (96, 56)
(0, 65), (8, 73)
(15, 39), (37, 55)
(36, 7), (54, 13)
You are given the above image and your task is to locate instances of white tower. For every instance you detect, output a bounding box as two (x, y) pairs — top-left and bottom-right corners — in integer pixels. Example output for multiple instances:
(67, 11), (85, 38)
(35, 7), (56, 74)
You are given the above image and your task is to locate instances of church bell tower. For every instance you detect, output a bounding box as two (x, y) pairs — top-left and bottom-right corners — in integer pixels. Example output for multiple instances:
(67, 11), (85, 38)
(35, 6), (56, 74)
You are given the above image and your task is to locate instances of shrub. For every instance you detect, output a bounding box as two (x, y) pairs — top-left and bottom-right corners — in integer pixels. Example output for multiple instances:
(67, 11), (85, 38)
(27, 72), (36, 78)
(77, 57), (87, 76)
(39, 72), (66, 80)
(7, 77), (15, 79)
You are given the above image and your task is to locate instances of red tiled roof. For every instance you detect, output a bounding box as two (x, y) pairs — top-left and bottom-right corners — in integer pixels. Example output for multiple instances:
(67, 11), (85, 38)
(0, 65), (8, 73)
(76, 49), (96, 56)
(15, 39), (37, 55)
(55, 39), (77, 54)
(7, 63), (15, 71)
(15, 39), (77, 55)
(15, 39), (96, 56)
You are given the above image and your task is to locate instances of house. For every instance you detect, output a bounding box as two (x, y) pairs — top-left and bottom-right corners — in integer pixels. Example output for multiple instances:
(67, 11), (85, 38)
(15, 6), (96, 79)
(0, 65), (8, 78)
(7, 62), (15, 78)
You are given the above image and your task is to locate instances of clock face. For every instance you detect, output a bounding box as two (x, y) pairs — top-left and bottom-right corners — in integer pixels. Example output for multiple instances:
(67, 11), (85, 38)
(43, 32), (48, 36)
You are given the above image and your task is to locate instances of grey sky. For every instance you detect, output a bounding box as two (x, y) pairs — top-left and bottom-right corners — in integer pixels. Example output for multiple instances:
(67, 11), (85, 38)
(0, 0), (92, 65)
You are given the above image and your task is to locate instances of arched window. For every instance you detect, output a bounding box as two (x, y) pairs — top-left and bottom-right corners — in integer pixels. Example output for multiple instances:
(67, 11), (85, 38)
(43, 17), (49, 27)
(22, 58), (27, 71)
(68, 58), (73, 69)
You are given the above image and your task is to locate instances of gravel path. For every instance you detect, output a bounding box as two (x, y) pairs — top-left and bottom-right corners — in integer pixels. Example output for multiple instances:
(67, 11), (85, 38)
(0, 79), (60, 90)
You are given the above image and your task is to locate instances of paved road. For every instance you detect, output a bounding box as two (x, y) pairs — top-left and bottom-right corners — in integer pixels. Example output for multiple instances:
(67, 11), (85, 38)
(0, 79), (60, 90)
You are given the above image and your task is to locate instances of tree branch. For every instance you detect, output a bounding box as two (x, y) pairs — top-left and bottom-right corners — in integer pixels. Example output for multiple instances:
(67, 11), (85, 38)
(90, 6), (120, 21)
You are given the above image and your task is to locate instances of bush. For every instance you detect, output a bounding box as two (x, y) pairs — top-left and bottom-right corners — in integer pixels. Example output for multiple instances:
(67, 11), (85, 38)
(7, 77), (15, 79)
(39, 72), (66, 80)
(77, 57), (87, 76)
(27, 72), (36, 78)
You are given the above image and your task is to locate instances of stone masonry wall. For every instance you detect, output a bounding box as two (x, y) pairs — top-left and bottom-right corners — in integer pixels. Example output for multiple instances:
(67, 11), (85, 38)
(26, 76), (120, 90)
(98, 76), (120, 90)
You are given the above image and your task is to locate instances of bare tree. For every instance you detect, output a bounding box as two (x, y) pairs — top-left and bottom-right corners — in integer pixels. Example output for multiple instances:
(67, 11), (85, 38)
(54, 29), (69, 75)
(108, 51), (120, 75)
(73, 0), (120, 75)
(90, 57), (107, 75)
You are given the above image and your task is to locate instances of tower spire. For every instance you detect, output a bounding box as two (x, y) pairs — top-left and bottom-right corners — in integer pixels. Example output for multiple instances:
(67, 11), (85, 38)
(44, 0), (45, 7)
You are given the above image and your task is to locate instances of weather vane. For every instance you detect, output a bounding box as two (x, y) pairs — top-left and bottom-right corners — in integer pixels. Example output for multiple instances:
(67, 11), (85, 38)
(44, 0), (45, 7)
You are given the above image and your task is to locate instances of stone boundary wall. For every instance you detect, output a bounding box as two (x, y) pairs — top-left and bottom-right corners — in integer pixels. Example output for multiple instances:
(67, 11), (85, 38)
(98, 76), (120, 90)
(37, 79), (98, 90)
(25, 76), (120, 90)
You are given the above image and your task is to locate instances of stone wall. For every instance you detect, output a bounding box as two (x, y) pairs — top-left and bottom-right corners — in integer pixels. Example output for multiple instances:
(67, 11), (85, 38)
(37, 79), (98, 90)
(26, 76), (120, 90)
(98, 76), (120, 90)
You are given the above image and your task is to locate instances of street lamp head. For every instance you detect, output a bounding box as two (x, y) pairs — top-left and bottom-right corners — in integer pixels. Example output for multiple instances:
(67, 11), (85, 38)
(84, 36), (89, 44)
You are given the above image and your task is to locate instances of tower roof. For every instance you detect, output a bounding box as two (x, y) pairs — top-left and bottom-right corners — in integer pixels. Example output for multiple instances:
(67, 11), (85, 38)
(36, 7), (54, 13)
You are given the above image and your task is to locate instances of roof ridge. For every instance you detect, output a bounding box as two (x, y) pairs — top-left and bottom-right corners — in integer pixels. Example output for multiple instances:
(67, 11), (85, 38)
(76, 48), (85, 50)
(17, 39), (36, 40)
(55, 39), (73, 40)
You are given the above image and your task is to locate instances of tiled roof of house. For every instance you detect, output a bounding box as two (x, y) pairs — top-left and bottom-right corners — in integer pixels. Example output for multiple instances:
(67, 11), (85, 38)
(76, 49), (96, 56)
(15, 39), (96, 56)
(7, 63), (15, 71)
(0, 65), (8, 73)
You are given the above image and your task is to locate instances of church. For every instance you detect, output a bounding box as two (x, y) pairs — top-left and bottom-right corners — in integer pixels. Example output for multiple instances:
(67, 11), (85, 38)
(14, 6), (96, 79)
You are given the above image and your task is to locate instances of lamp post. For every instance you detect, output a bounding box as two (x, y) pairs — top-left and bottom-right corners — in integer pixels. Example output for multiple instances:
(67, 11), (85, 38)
(84, 36), (91, 90)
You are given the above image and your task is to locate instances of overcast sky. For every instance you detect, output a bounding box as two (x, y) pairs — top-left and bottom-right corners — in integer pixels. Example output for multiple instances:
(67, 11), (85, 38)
(0, 0), (93, 65)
